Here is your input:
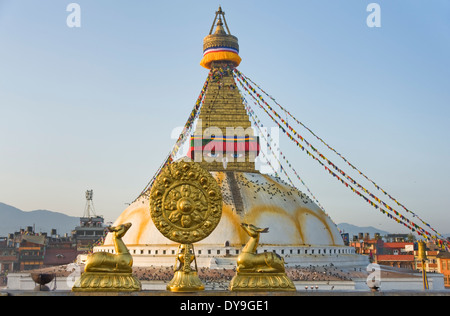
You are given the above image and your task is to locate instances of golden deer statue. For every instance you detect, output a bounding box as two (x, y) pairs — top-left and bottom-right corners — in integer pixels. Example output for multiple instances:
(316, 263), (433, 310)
(84, 223), (133, 273)
(237, 223), (285, 273)
(230, 222), (296, 291)
(72, 222), (141, 292)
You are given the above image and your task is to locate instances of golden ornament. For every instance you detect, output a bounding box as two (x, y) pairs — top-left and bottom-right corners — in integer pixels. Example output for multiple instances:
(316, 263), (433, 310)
(150, 160), (223, 292)
(150, 160), (222, 244)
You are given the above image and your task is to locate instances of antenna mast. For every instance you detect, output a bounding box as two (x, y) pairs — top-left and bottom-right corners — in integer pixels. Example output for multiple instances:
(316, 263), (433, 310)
(83, 190), (96, 218)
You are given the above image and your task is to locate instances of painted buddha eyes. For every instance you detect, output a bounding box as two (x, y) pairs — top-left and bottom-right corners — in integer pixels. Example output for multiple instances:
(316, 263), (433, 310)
(206, 152), (220, 158)
(205, 152), (244, 159)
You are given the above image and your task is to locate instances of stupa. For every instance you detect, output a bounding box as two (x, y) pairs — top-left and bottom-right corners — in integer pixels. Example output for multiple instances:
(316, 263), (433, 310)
(95, 7), (368, 269)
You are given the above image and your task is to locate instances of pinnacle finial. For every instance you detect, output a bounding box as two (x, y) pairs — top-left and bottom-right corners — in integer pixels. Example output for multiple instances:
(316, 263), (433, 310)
(214, 16), (226, 35)
(201, 7), (241, 69)
(209, 5), (231, 35)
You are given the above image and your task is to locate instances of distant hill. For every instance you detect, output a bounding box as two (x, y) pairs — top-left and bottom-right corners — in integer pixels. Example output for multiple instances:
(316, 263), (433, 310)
(0, 202), (80, 237)
(337, 223), (390, 239)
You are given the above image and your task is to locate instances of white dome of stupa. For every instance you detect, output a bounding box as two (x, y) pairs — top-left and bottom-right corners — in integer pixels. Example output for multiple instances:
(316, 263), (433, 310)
(104, 171), (343, 248)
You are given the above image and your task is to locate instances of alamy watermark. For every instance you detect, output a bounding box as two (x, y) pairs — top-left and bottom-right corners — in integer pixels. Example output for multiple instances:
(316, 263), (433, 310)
(65, 262), (82, 288)
(366, 3), (381, 28)
(64, 3), (381, 29)
(366, 263), (381, 289)
(66, 3), (81, 28)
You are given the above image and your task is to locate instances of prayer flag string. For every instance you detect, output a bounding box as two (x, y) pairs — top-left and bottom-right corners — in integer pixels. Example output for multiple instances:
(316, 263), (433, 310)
(133, 70), (214, 202)
(233, 69), (448, 250)
(242, 93), (331, 221)
(235, 69), (444, 240)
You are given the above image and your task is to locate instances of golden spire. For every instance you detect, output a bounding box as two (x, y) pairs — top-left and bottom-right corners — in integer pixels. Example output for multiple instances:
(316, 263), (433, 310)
(214, 17), (226, 35)
(200, 7), (241, 69)
(191, 8), (257, 172)
(208, 6), (231, 35)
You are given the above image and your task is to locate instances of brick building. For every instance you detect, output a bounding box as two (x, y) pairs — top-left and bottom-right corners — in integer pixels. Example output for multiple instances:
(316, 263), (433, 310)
(376, 242), (415, 269)
(437, 252), (450, 288)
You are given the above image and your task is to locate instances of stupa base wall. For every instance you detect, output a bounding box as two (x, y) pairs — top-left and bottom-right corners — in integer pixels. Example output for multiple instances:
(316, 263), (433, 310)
(93, 245), (369, 269)
(285, 254), (370, 268)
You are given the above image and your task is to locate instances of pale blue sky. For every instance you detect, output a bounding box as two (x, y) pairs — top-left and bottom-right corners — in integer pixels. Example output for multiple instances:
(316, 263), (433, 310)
(0, 1), (449, 235)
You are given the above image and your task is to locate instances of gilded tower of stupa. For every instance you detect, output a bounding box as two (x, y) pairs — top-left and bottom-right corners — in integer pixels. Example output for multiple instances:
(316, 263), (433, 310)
(189, 7), (258, 173)
(97, 7), (368, 269)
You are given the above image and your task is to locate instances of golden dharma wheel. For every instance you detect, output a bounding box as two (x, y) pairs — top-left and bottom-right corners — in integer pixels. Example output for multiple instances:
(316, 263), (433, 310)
(149, 160), (222, 244)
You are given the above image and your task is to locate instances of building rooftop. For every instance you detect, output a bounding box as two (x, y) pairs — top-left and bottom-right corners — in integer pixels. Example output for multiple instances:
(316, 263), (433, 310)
(377, 255), (415, 262)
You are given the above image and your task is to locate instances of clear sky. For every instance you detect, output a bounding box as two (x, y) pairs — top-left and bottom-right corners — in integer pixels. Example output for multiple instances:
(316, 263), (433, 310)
(0, 1), (449, 235)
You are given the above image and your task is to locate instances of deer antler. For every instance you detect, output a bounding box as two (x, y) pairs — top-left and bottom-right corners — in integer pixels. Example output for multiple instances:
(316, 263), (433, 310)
(241, 223), (269, 233)
(258, 227), (269, 233)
